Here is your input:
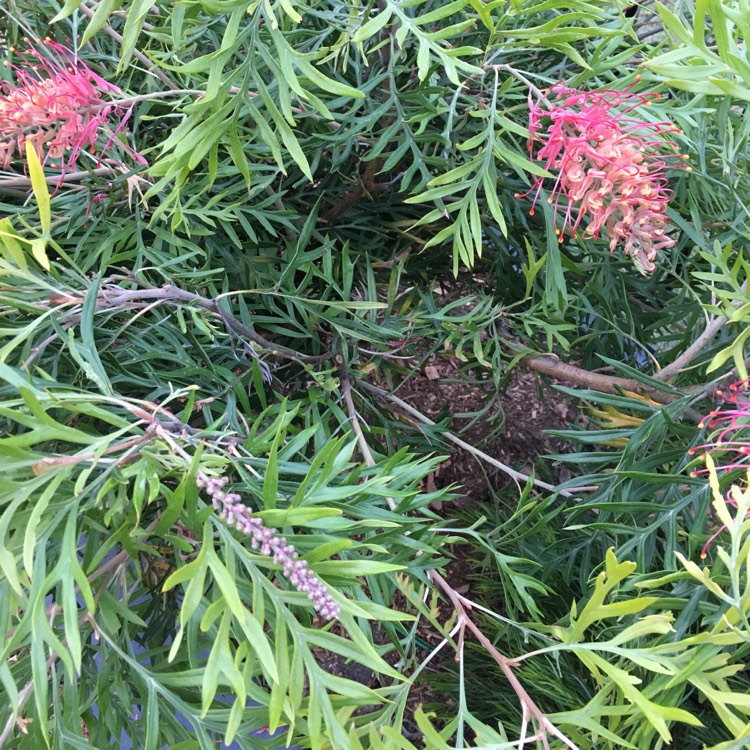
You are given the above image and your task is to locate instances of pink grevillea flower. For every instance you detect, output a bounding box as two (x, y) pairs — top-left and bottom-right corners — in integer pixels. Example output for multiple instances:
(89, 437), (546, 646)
(196, 472), (340, 620)
(689, 380), (750, 557)
(0, 38), (145, 174)
(516, 79), (689, 274)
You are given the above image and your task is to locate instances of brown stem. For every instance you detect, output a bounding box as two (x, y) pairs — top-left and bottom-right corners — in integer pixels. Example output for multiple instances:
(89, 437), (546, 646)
(341, 379), (398, 510)
(655, 284), (746, 383)
(485, 64), (553, 107)
(320, 158), (385, 225)
(429, 571), (577, 749)
(87, 518), (160, 583)
(31, 432), (152, 476)
(525, 355), (703, 423)
(0, 650), (57, 746)
(47, 283), (326, 364)
(345, 379), (576, 746)
(0, 167), (116, 193)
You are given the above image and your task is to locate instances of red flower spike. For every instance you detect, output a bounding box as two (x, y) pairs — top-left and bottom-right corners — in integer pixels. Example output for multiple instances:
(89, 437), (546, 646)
(519, 81), (689, 274)
(0, 38), (145, 176)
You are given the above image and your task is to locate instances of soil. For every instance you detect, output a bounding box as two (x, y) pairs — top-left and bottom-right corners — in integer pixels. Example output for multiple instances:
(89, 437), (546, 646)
(395, 354), (577, 502)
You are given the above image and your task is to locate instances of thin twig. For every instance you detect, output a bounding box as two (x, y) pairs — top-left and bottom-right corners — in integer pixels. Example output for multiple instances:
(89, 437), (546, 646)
(430, 571), (578, 750)
(342, 379), (398, 510)
(345, 379), (576, 747)
(87, 518), (160, 583)
(360, 381), (596, 498)
(341, 379), (399, 503)
(654, 314), (730, 382)
(655, 284), (746, 383)
(0, 166), (115, 192)
(0, 652), (55, 746)
(104, 284), (322, 362)
(31, 432), (153, 476)
(486, 64), (553, 107)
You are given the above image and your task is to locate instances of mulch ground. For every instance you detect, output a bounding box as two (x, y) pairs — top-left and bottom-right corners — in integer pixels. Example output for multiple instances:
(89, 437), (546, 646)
(396, 354), (577, 500)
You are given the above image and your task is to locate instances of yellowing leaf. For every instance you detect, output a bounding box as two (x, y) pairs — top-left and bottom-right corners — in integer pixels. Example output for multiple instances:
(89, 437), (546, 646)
(620, 390), (664, 409)
(0, 218), (28, 270)
(30, 238), (51, 272)
(588, 406), (645, 428)
(25, 140), (51, 236)
(675, 551), (730, 602)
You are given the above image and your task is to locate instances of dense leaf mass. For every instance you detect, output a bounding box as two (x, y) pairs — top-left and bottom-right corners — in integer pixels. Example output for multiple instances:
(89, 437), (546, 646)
(0, 1), (750, 749)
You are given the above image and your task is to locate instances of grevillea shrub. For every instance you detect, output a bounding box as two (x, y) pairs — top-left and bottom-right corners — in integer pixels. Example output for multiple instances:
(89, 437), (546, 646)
(1, 0), (749, 749)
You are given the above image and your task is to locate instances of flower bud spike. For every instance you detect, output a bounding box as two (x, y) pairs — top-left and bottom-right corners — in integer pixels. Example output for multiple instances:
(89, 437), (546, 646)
(197, 471), (340, 621)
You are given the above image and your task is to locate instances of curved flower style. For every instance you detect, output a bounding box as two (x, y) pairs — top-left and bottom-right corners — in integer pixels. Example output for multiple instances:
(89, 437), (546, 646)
(689, 380), (750, 557)
(0, 38), (144, 173)
(197, 472), (340, 620)
(517, 79), (689, 274)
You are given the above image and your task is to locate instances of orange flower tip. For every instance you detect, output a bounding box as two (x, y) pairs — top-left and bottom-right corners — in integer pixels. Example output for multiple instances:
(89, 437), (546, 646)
(547, 197), (553, 203)
(646, 101), (652, 106)
(635, 74), (641, 82)
(689, 471), (698, 477)
(514, 193), (521, 198)
(529, 209), (535, 216)
(698, 422), (706, 429)
(700, 551), (707, 560)
(685, 166), (692, 172)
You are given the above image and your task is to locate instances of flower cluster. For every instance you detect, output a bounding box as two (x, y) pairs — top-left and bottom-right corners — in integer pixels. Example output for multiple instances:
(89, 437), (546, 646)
(196, 472), (340, 620)
(689, 380), (750, 557)
(0, 38), (144, 173)
(517, 79), (689, 273)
